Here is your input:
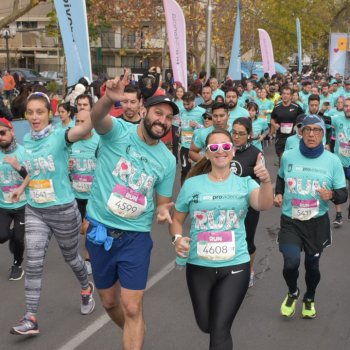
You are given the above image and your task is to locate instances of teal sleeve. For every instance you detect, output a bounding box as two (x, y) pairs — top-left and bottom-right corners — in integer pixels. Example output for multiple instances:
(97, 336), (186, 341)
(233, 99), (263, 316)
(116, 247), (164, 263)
(175, 181), (190, 213)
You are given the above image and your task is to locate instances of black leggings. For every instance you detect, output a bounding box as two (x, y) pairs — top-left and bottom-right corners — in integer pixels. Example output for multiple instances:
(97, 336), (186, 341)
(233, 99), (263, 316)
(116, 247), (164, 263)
(279, 243), (321, 300)
(171, 125), (180, 164)
(186, 262), (250, 350)
(76, 198), (88, 222)
(0, 206), (25, 266)
(180, 147), (191, 185)
(244, 206), (260, 255)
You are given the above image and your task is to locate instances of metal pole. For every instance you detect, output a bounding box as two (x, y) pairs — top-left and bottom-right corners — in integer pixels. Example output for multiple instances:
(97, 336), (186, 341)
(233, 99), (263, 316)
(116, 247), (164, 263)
(205, 0), (212, 82)
(5, 33), (10, 71)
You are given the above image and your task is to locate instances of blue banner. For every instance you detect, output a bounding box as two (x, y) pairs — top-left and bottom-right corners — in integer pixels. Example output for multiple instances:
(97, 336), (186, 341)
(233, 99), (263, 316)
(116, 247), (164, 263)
(228, 0), (241, 80)
(54, 0), (92, 86)
(296, 18), (302, 74)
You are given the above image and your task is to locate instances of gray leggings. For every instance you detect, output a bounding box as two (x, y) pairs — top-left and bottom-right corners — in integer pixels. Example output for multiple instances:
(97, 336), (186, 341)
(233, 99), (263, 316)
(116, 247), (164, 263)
(24, 201), (89, 315)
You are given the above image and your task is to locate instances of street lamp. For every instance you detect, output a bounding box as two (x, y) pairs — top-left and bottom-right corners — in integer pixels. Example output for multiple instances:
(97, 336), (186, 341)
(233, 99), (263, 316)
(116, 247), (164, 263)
(0, 28), (16, 71)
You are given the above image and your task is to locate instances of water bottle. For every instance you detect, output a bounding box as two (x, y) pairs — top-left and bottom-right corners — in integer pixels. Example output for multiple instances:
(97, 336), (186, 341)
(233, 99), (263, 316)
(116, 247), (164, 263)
(175, 255), (188, 271)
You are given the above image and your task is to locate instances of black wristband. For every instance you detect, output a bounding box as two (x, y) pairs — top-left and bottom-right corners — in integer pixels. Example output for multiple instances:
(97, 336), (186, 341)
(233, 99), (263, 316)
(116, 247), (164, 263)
(17, 166), (28, 179)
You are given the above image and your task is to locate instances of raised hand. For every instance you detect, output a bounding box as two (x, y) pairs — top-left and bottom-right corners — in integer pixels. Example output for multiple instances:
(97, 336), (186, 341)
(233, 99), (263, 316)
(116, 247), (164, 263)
(105, 68), (129, 103)
(254, 153), (271, 184)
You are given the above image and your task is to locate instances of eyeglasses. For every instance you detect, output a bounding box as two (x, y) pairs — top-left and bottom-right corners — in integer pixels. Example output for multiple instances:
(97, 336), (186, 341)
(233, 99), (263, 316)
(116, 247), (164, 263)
(302, 127), (323, 135)
(203, 116), (212, 120)
(232, 131), (248, 137)
(206, 142), (233, 153)
(0, 129), (10, 136)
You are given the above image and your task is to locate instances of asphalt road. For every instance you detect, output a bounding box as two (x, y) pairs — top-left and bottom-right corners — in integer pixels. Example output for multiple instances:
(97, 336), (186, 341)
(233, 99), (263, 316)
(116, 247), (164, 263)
(1, 145), (350, 350)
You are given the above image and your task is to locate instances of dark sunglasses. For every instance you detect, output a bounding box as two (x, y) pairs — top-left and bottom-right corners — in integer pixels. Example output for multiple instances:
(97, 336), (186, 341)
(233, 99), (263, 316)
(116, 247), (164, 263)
(203, 116), (212, 120)
(206, 142), (233, 153)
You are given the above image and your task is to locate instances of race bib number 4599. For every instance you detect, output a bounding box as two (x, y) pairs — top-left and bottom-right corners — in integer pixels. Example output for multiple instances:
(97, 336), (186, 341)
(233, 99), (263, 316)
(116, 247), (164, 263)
(107, 184), (147, 219)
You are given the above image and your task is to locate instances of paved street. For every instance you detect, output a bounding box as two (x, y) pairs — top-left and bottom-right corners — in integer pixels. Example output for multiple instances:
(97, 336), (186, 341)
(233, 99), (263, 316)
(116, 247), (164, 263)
(1, 145), (350, 350)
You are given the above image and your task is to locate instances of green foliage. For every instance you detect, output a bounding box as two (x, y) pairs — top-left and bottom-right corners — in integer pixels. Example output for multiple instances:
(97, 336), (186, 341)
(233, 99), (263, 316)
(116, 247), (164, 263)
(46, 80), (59, 93)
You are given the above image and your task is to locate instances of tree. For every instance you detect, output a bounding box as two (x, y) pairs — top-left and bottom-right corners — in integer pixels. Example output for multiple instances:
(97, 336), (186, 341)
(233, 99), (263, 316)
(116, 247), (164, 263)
(0, 0), (47, 30)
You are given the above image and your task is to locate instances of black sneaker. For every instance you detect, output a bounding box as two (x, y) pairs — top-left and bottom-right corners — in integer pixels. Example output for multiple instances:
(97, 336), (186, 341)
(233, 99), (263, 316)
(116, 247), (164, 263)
(9, 266), (24, 281)
(333, 214), (343, 228)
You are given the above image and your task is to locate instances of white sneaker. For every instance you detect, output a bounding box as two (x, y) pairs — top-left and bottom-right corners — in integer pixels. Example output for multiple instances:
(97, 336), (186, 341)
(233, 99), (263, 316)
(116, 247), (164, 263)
(248, 271), (254, 288)
(85, 260), (92, 275)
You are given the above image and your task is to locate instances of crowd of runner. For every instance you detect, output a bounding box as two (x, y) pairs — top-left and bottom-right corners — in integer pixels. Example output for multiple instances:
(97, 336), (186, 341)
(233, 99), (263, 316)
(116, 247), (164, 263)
(0, 66), (349, 349)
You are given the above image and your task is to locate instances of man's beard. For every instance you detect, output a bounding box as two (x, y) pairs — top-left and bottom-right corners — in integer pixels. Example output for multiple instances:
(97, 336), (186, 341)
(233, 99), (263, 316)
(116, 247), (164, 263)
(228, 102), (237, 110)
(143, 116), (170, 140)
(0, 140), (12, 149)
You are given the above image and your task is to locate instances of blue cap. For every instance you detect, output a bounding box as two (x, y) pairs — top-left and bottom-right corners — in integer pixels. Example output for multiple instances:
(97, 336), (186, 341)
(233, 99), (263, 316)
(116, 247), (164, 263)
(301, 114), (325, 134)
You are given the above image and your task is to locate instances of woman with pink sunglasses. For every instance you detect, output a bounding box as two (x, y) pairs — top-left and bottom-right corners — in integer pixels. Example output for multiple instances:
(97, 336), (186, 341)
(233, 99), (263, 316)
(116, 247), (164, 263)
(170, 129), (273, 350)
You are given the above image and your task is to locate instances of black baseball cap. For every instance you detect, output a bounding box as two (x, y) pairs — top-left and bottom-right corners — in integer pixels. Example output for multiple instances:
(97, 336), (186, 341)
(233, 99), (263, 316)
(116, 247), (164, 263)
(144, 95), (179, 115)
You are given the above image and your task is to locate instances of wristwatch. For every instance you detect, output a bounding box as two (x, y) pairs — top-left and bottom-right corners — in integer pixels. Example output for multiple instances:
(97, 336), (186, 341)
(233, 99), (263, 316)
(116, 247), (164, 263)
(171, 234), (183, 245)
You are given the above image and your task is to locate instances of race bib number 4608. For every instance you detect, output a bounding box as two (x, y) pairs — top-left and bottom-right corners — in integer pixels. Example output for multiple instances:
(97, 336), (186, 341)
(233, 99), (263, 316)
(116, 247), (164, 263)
(197, 230), (235, 261)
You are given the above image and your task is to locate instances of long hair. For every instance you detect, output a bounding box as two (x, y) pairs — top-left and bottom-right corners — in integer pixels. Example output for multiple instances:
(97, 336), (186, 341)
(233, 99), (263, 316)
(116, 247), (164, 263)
(187, 129), (233, 180)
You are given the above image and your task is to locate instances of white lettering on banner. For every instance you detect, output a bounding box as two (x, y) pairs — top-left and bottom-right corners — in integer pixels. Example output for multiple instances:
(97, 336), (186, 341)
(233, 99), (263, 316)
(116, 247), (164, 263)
(286, 178), (327, 196)
(25, 155), (55, 176)
(194, 210), (244, 230)
(112, 157), (154, 196)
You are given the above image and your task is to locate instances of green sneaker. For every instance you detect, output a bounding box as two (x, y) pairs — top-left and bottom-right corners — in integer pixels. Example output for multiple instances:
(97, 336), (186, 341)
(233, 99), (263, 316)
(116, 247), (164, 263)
(302, 299), (316, 319)
(280, 289), (299, 317)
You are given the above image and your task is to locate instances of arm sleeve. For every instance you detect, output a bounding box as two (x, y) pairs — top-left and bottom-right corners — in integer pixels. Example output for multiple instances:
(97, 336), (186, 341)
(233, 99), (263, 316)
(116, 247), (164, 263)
(275, 175), (285, 195)
(331, 187), (348, 205)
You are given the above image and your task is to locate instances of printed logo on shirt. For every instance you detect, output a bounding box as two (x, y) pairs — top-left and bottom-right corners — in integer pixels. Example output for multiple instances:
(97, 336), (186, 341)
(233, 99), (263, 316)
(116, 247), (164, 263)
(112, 157), (155, 197)
(194, 209), (245, 230)
(24, 155), (55, 176)
(286, 177), (327, 196)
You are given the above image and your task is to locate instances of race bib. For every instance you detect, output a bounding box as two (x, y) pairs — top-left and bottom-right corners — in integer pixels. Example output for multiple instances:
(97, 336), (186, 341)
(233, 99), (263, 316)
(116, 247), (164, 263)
(2, 185), (26, 203)
(258, 115), (268, 121)
(181, 130), (194, 144)
(197, 230), (235, 261)
(107, 184), (147, 219)
(339, 141), (350, 157)
(280, 122), (293, 134)
(291, 199), (319, 221)
(29, 179), (56, 204)
(72, 174), (93, 193)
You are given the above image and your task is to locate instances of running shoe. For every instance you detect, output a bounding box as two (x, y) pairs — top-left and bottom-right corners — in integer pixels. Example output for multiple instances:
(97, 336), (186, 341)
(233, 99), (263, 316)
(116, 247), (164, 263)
(81, 281), (95, 315)
(10, 314), (39, 335)
(280, 289), (299, 317)
(8, 265), (24, 281)
(332, 214), (343, 228)
(85, 260), (92, 275)
(302, 299), (316, 319)
(248, 271), (254, 288)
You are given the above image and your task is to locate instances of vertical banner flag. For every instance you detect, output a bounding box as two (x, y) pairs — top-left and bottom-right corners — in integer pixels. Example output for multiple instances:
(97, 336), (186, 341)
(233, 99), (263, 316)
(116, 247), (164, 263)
(328, 33), (347, 77)
(163, 0), (187, 89)
(228, 0), (241, 80)
(258, 29), (276, 77)
(54, 0), (92, 86)
(296, 18), (302, 74)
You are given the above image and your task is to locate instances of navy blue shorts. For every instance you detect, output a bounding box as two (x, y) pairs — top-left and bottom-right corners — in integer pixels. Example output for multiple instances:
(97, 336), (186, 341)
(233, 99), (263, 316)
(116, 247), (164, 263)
(86, 227), (153, 290)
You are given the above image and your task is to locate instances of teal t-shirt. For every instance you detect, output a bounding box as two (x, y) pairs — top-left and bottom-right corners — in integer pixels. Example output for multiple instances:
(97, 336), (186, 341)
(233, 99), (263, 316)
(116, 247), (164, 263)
(284, 134), (301, 151)
(69, 132), (100, 200)
(86, 118), (176, 231)
(23, 127), (75, 208)
(228, 106), (250, 126)
(173, 100), (184, 127)
(0, 145), (27, 209)
(175, 173), (259, 268)
(180, 106), (205, 149)
(279, 148), (346, 219)
(332, 114), (350, 167)
(57, 119), (75, 129)
(242, 90), (257, 103)
(251, 118), (269, 151)
(256, 98), (274, 123)
(212, 88), (225, 100)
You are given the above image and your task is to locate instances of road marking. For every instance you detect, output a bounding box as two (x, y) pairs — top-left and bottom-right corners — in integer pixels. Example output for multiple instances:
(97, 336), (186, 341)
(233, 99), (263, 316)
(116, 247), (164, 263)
(57, 260), (175, 350)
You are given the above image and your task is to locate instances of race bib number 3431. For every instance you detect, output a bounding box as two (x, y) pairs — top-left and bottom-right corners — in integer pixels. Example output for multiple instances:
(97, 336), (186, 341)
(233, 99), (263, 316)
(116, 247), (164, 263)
(107, 184), (147, 219)
(197, 230), (235, 261)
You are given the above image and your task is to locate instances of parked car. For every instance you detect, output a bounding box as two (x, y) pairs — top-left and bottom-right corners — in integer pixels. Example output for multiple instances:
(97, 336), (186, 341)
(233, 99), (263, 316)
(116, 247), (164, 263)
(10, 67), (52, 85)
(40, 71), (63, 85)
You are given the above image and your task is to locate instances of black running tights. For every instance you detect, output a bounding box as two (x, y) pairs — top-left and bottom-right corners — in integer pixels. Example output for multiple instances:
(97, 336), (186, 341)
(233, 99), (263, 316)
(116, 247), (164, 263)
(186, 262), (250, 350)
